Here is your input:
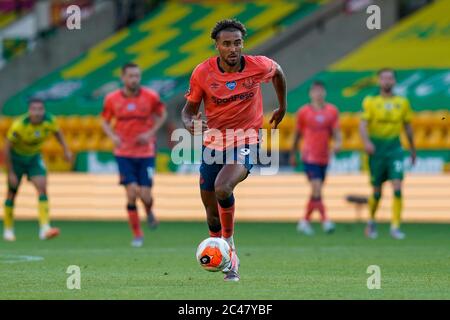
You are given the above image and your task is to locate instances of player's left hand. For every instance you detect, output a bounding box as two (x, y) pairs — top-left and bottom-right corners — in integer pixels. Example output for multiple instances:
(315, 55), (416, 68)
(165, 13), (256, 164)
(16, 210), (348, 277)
(269, 107), (286, 129)
(136, 132), (153, 145)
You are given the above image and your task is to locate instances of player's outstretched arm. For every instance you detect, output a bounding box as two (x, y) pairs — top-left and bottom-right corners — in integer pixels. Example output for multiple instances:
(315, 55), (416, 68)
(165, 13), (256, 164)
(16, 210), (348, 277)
(269, 63), (287, 129)
(181, 100), (208, 135)
(403, 123), (416, 165)
(54, 130), (72, 162)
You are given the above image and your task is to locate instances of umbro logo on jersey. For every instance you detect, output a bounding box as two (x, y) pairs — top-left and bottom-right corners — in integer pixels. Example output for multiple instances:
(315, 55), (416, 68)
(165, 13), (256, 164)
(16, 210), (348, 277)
(210, 83), (220, 90)
(226, 81), (237, 90)
(127, 103), (136, 111)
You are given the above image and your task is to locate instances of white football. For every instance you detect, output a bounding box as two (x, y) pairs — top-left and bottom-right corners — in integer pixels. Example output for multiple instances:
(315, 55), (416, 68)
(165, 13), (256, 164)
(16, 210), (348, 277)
(196, 237), (232, 272)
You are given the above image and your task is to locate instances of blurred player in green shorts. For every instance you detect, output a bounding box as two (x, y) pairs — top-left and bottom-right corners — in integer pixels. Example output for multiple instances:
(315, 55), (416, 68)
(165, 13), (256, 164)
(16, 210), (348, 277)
(3, 98), (72, 241)
(360, 68), (416, 240)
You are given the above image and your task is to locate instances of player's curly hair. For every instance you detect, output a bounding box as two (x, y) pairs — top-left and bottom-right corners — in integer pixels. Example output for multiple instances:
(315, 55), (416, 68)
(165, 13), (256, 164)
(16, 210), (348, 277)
(210, 19), (247, 40)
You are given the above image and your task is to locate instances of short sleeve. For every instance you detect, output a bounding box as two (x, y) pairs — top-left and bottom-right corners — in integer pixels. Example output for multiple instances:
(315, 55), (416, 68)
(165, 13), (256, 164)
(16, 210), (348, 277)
(6, 121), (20, 144)
(102, 94), (115, 122)
(361, 97), (372, 121)
(256, 56), (277, 83)
(402, 98), (413, 123)
(184, 66), (204, 103)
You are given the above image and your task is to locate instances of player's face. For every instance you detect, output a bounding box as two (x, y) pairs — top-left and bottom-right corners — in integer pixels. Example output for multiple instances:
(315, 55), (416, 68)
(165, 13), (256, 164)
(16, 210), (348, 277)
(309, 85), (326, 103)
(215, 30), (243, 67)
(122, 67), (141, 92)
(379, 70), (396, 92)
(28, 102), (45, 124)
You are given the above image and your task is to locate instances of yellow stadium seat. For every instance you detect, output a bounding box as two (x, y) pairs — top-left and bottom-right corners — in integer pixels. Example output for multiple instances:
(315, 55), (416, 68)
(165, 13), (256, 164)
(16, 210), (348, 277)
(427, 128), (446, 149)
(444, 131), (450, 149)
(84, 133), (102, 151)
(80, 116), (102, 134)
(340, 113), (359, 131)
(98, 136), (114, 151)
(414, 128), (429, 149)
(42, 136), (62, 155)
(44, 154), (72, 172)
(63, 116), (83, 134)
(67, 133), (87, 153)
(342, 127), (363, 150)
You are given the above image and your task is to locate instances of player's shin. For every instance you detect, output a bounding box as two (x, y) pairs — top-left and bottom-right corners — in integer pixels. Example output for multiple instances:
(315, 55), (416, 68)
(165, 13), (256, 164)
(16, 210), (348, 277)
(217, 194), (235, 250)
(304, 198), (315, 221)
(127, 204), (143, 238)
(4, 199), (14, 230)
(368, 191), (381, 221)
(38, 194), (50, 229)
(392, 190), (402, 229)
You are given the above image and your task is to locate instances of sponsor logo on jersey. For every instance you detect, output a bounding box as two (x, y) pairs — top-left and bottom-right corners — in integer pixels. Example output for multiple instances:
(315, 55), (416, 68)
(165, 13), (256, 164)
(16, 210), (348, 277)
(226, 81), (237, 90)
(211, 92), (255, 105)
(315, 115), (325, 123)
(127, 103), (136, 111)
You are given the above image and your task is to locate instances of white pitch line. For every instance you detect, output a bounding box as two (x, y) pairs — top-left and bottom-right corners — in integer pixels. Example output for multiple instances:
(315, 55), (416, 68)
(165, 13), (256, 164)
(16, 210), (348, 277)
(0, 255), (44, 264)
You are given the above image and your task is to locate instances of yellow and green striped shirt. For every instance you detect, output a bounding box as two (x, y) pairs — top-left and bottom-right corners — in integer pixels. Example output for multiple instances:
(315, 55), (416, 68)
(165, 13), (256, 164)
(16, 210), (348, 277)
(7, 113), (59, 156)
(361, 95), (413, 140)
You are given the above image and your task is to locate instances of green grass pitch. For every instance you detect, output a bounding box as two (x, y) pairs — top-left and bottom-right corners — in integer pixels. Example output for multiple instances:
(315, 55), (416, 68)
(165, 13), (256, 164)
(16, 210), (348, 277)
(0, 221), (449, 299)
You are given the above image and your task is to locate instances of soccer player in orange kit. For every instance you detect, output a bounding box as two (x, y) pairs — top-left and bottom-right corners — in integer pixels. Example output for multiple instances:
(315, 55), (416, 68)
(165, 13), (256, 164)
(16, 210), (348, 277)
(289, 81), (342, 236)
(102, 63), (167, 247)
(181, 19), (287, 281)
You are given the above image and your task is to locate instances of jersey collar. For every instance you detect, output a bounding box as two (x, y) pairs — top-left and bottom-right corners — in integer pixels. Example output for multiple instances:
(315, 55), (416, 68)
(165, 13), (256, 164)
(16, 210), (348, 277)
(121, 87), (142, 98)
(216, 56), (246, 73)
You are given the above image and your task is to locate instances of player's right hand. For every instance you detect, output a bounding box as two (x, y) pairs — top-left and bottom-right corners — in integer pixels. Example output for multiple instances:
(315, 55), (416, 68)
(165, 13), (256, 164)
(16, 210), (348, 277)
(187, 112), (208, 135)
(364, 141), (375, 155)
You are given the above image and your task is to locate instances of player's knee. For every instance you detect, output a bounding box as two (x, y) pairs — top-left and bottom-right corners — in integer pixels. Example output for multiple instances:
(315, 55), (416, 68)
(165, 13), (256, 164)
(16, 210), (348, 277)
(126, 185), (139, 203)
(394, 190), (402, 198)
(312, 188), (322, 199)
(36, 186), (47, 197)
(214, 183), (233, 200)
(141, 194), (153, 207)
(7, 190), (17, 202)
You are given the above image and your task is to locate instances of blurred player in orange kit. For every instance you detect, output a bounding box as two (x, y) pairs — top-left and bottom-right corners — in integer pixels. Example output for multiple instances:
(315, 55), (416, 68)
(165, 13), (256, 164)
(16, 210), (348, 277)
(102, 63), (167, 247)
(290, 81), (342, 235)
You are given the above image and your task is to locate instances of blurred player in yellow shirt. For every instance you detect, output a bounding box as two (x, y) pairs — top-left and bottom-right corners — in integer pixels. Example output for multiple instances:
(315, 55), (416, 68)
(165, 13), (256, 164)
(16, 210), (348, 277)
(360, 68), (416, 240)
(3, 99), (72, 241)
